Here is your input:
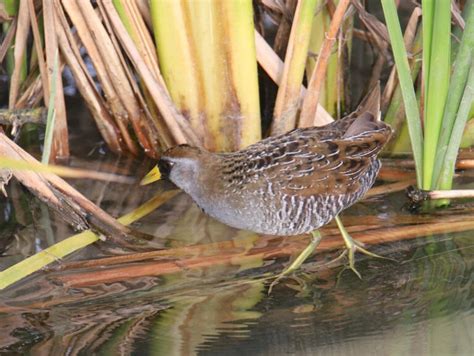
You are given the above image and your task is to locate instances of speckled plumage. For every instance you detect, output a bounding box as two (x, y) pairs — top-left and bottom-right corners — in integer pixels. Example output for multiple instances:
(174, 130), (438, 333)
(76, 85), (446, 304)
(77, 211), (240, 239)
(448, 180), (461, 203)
(158, 112), (392, 236)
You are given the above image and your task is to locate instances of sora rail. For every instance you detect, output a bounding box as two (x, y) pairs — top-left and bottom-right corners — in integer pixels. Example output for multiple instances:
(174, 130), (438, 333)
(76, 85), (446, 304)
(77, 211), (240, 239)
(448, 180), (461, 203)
(143, 112), (392, 280)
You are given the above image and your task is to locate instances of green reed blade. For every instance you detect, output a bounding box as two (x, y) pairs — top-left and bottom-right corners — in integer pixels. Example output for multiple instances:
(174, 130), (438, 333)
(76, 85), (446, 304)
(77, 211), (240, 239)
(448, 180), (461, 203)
(422, 0), (434, 94)
(381, 0), (423, 187)
(433, 3), (474, 188)
(423, 1), (451, 189)
(438, 60), (474, 191)
(384, 29), (423, 154)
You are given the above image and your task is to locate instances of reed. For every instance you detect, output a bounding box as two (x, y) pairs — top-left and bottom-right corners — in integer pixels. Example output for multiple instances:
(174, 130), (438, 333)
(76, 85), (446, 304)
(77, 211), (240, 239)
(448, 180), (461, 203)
(270, 0), (318, 135)
(150, 0), (261, 151)
(382, 0), (474, 196)
(433, 4), (474, 191)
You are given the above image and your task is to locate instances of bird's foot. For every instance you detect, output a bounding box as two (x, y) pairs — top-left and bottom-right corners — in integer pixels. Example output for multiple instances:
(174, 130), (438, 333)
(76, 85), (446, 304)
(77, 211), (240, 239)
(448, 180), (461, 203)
(334, 216), (394, 279)
(268, 230), (322, 294)
(340, 237), (387, 279)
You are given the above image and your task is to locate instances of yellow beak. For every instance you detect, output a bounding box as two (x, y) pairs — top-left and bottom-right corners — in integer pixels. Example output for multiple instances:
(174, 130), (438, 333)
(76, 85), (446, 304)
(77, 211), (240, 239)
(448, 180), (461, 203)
(140, 165), (161, 185)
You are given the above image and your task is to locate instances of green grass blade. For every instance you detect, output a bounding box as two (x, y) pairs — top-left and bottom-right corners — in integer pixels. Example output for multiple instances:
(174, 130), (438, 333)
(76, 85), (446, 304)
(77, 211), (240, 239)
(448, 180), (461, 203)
(433, 4), (474, 186)
(381, 0), (423, 186)
(41, 50), (58, 164)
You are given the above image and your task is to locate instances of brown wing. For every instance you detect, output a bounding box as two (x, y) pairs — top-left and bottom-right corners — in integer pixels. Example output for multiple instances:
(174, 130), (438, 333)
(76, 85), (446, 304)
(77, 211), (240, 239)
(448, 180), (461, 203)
(219, 113), (391, 196)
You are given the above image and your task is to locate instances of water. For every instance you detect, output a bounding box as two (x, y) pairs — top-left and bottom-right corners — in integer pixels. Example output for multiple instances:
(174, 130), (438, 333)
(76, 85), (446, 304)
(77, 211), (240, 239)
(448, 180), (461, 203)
(1, 97), (474, 355)
(1, 151), (473, 355)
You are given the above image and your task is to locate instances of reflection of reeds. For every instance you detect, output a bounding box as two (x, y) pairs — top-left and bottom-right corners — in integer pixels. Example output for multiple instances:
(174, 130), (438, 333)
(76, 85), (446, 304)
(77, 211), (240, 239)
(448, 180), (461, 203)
(0, 131), (175, 290)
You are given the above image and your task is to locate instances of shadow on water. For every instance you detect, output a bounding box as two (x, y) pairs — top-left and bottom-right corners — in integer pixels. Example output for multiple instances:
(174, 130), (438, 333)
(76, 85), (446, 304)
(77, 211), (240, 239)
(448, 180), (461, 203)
(1, 147), (474, 354)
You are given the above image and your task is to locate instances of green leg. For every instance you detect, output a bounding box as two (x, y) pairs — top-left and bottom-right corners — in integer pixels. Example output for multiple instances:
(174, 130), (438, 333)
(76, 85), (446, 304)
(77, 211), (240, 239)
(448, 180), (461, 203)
(335, 215), (390, 279)
(269, 230), (322, 293)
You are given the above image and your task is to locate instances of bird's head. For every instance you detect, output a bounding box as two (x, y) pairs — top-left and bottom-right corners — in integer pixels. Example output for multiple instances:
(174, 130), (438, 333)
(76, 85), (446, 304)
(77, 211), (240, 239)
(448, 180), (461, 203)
(141, 144), (203, 193)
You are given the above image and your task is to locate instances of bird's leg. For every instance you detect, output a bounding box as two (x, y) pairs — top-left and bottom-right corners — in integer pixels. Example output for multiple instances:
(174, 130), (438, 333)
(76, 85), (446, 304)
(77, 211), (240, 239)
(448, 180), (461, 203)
(334, 215), (389, 279)
(268, 230), (322, 293)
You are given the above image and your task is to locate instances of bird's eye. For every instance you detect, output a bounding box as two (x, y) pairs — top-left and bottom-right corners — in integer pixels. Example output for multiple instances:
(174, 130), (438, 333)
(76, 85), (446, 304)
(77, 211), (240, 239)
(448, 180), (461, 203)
(157, 159), (174, 178)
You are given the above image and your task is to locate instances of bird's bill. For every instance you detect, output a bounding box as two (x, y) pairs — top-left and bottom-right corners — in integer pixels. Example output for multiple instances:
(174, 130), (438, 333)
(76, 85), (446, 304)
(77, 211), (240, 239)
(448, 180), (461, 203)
(140, 165), (161, 185)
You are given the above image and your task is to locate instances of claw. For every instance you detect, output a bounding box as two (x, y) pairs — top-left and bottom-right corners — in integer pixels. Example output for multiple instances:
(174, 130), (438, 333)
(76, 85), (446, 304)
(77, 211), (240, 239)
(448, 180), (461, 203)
(268, 273), (285, 295)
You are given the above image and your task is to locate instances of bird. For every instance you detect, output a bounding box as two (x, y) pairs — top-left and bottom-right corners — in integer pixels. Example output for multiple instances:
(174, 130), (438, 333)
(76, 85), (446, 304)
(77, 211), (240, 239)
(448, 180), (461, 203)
(142, 110), (392, 283)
